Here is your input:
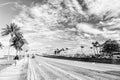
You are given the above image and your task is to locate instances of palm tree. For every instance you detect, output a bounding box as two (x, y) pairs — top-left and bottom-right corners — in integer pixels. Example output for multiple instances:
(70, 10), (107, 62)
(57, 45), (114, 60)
(0, 42), (3, 49)
(90, 47), (93, 49)
(10, 32), (28, 56)
(90, 47), (94, 54)
(1, 23), (20, 37)
(80, 46), (84, 54)
(92, 41), (100, 54)
(1, 23), (21, 60)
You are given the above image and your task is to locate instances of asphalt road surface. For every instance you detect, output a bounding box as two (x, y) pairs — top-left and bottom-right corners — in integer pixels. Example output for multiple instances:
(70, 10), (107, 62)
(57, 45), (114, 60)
(29, 56), (120, 80)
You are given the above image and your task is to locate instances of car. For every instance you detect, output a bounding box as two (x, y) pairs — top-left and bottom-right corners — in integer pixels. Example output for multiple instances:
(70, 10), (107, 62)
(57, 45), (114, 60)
(32, 55), (35, 59)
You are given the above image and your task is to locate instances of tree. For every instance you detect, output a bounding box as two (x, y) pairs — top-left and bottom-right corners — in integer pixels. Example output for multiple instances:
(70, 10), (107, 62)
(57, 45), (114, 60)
(1, 23), (20, 37)
(1, 23), (21, 60)
(90, 47), (94, 54)
(80, 46), (84, 54)
(10, 32), (28, 56)
(92, 41), (100, 54)
(66, 48), (68, 50)
(0, 42), (3, 49)
(90, 47), (93, 49)
(101, 39), (120, 57)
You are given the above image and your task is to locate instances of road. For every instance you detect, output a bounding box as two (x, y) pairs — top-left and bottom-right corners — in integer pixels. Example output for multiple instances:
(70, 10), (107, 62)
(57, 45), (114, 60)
(29, 56), (120, 80)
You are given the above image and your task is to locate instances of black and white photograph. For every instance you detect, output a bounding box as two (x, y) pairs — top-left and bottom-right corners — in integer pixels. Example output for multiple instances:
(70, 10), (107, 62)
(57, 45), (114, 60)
(0, 0), (120, 80)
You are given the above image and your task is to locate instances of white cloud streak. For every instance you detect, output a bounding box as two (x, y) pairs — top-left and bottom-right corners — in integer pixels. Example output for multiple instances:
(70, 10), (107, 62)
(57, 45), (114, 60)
(0, 2), (16, 8)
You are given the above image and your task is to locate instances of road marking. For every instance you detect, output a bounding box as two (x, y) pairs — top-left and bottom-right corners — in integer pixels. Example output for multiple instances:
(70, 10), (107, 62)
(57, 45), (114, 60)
(38, 64), (51, 80)
(41, 57), (120, 71)
(41, 61), (85, 80)
(28, 60), (38, 80)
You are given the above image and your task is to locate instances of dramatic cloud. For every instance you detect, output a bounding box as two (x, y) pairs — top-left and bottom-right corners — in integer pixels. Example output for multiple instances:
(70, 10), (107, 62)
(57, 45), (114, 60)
(86, 0), (120, 16)
(11, 0), (120, 51)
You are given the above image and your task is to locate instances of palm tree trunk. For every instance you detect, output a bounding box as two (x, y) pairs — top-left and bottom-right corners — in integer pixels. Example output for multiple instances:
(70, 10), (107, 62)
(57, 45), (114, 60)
(94, 47), (98, 54)
(19, 51), (21, 59)
(91, 49), (94, 55)
(81, 48), (84, 54)
(96, 48), (99, 54)
(93, 47), (96, 54)
(8, 37), (12, 61)
(16, 50), (18, 55)
(8, 45), (10, 61)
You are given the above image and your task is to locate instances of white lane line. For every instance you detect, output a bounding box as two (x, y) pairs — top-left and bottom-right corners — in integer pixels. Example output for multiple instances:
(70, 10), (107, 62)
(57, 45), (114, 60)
(27, 59), (31, 80)
(38, 64), (51, 80)
(28, 60), (38, 80)
(42, 57), (120, 71)
(39, 61), (73, 80)
(32, 64), (38, 80)
(41, 61), (85, 80)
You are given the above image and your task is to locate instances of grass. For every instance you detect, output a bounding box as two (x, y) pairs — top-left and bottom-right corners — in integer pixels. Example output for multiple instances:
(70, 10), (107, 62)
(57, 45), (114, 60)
(40, 54), (120, 64)
(104, 71), (120, 76)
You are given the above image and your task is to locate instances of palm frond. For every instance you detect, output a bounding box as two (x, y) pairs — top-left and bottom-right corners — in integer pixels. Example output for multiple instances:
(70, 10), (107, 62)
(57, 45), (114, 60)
(1, 25), (11, 36)
(10, 33), (28, 51)
(0, 42), (3, 49)
(11, 23), (20, 32)
(1, 23), (21, 37)
(15, 32), (23, 38)
(2, 23), (28, 52)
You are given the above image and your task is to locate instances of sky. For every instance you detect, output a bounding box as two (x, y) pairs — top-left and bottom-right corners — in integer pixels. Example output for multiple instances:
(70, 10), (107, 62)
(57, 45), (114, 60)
(0, 0), (120, 55)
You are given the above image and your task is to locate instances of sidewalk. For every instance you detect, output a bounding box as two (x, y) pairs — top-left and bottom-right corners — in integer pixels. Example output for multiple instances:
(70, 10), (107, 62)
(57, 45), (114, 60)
(0, 58), (28, 80)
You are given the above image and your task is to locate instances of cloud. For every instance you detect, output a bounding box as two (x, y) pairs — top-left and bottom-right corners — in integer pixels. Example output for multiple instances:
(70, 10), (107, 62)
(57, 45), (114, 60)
(76, 23), (103, 34)
(11, 0), (120, 51)
(86, 0), (120, 16)
(0, 2), (17, 8)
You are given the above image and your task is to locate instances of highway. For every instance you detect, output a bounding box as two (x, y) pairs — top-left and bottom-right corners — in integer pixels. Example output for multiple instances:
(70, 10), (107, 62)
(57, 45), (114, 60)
(28, 56), (120, 80)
